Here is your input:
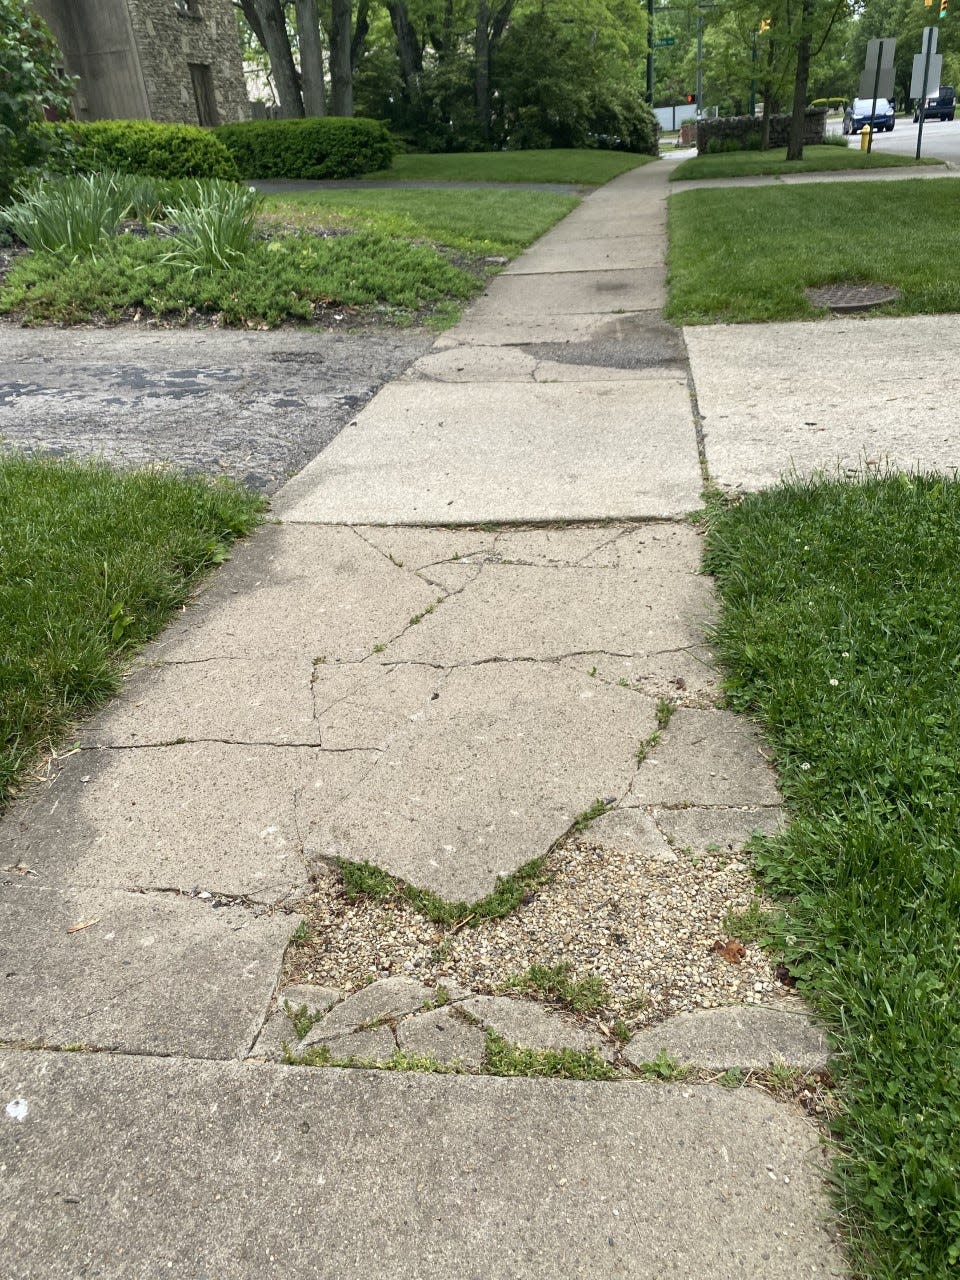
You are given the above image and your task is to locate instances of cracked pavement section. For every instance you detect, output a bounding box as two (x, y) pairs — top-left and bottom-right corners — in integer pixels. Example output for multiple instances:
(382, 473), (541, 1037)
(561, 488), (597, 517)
(0, 159), (843, 1277)
(0, 881), (294, 1058)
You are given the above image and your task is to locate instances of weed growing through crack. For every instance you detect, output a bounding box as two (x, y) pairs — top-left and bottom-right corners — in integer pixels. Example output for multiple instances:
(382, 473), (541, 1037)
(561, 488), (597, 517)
(422, 985), (451, 1010)
(630, 1050), (691, 1082)
(335, 854), (553, 930)
(482, 1030), (616, 1081)
(506, 961), (608, 1015)
(570, 797), (612, 834)
(285, 1001), (322, 1040)
(655, 698), (675, 730)
(289, 921), (311, 947)
(722, 900), (777, 944)
(612, 1019), (632, 1044)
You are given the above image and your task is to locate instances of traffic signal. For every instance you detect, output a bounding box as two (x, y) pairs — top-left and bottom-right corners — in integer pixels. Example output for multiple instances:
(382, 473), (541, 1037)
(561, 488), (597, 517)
(940, 0), (948, 16)
(759, 17), (771, 31)
(686, 93), (695, 103)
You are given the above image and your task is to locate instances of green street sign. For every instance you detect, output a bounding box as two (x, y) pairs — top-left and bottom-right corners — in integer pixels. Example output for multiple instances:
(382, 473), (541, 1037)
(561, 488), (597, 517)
(654, 36), (676, 46)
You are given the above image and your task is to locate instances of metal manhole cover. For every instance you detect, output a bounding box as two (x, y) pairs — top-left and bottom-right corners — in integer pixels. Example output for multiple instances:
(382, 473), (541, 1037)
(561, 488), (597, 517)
(805, 282), (901, 312)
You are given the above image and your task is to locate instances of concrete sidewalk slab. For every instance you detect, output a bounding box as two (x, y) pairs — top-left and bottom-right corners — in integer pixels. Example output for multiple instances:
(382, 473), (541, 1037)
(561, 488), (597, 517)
(443, 309), (674, 349)
(686, 315), (960, 489)
(387, 552), (714, 666)
(466, 268), (666, 318)
(275, 379), (701, 524)
(1, 742), (374, 903)
(0, 884), (292, 1058)
(624, 1004), (830, 1072)
(84, 654), (322, 747)
(628, 709), (782, 808)
(307, 661), (653, 900)
(503, 234), (664, 274)
(0, 1049), (843, 1279)
(149, 523), (438, 663)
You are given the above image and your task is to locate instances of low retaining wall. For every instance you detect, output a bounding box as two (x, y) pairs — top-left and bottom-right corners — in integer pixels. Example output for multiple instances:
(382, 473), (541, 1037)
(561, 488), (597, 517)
(696, 109), (827, 154)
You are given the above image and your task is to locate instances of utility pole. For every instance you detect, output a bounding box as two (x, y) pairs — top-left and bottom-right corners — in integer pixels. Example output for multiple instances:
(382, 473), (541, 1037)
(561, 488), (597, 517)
(647, 0), (654, 103)
(696, 7), (704, 114)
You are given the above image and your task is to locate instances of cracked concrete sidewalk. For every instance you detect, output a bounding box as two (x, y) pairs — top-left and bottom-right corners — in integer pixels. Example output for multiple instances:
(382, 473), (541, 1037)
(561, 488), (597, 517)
(0, 159), (844, 1278)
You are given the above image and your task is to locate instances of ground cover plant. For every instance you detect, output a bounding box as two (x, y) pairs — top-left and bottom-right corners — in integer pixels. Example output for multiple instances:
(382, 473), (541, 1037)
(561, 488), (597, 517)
(670, 145), (940, 181)
(360, 149), (656, 185)
(667, 178), (960, 324)
(0, 454), (262, 809)
(0, 182), (575, 326)
(704, 473), (960, 1277)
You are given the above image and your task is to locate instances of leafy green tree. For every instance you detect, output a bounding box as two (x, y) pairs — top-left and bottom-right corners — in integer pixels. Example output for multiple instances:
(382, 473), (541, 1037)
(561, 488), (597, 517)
(0, 0), (72, 201)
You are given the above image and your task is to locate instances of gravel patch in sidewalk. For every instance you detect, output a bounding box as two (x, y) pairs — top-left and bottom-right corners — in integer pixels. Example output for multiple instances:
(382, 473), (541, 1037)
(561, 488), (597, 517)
(285, 824), (793, 1033)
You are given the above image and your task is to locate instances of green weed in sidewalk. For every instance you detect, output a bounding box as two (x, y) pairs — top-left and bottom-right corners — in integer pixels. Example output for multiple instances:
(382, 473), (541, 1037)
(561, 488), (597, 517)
(0, 454), (263, 808)
(704, 472), (960, 1277)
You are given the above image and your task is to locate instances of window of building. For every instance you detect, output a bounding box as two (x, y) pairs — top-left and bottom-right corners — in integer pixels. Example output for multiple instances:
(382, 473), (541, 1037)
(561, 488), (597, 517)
(189, 63), (220, 126)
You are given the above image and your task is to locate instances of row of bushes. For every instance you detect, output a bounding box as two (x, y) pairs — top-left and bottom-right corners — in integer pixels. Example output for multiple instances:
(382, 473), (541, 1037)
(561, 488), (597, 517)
(42, 116), (396, 183)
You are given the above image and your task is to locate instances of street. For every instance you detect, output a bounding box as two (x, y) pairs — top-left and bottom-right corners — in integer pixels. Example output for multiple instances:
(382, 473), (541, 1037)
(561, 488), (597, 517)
(828, 112), (960, 162)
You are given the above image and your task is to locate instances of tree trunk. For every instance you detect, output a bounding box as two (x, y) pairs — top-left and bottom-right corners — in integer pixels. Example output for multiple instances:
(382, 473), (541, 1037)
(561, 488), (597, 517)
(475, 1), (491, 141)
(760, 42), (775, 149)
(330, 0), (354, 116)
(237, 0), (267, 50)
(247, 0), (303, 117)
(786, 0), (813, 161)
(352, 0), (371, 70)
(387, 1), (423, 102)
(294, 0), (326, 116)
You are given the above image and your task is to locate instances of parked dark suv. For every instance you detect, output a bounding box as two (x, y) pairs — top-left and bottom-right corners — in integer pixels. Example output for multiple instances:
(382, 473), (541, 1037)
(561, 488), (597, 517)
(914, 86), (956, 122)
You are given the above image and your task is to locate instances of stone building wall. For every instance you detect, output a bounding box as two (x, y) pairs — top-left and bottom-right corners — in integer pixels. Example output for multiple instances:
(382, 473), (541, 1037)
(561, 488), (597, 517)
(124, 0), (249, 124)
(33, 0), (249, 125)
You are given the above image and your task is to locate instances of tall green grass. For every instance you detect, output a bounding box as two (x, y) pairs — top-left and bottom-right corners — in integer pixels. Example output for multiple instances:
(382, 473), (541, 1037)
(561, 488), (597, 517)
(0, 454), (263, 807)
(1, 171), (138, 256)
(705, 473), (960, 1277)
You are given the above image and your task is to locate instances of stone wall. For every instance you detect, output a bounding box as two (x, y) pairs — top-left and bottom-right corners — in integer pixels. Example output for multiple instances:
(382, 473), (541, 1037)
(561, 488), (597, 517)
(696, 109), (828, 155)
(124, 0), (249, 125)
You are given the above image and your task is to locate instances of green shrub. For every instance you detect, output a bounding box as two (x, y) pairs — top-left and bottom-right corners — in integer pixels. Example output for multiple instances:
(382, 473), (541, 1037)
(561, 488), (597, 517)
(1, 171), (138, 256)
(0, 0), (73, 203)
(47, 119), (239, 181)
(587, 89), (660, 157)
(215, 117), (395, 180)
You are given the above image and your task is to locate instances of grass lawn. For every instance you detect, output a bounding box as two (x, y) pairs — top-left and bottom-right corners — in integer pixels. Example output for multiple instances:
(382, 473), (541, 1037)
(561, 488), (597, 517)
(705, 473), (960, 1278)
(0, 188), (576, 327)
(670, 144), (941, 181)
(667, 178), (960, 324)
(363, 148), (656, 185)
(259, 186), (577, 258)
(0, 454), (262, 808)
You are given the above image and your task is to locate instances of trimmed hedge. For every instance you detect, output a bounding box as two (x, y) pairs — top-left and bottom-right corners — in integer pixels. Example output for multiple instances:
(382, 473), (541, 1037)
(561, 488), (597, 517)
(215, 117), (395, 180)
(47, 119), (239, 180)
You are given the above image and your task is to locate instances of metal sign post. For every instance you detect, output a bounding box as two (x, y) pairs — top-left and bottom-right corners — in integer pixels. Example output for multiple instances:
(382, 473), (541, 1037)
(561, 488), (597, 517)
(913, 27), (939, 159)
(858, 37), (896, 152)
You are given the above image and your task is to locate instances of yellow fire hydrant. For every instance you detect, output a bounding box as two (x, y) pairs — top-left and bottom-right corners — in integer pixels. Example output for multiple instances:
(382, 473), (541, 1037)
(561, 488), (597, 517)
(860, 125), (871, 151)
